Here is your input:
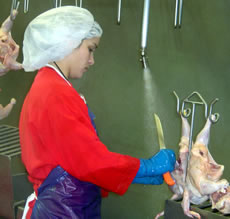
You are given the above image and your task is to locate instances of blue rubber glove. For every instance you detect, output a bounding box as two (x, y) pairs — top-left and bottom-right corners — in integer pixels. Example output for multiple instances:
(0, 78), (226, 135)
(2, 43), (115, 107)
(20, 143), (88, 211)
(132, 175), (163, 185)
(135, 149), (176, 178)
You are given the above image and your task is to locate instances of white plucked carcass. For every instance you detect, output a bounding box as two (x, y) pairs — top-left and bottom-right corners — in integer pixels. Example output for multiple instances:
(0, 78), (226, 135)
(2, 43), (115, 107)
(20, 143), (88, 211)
(155, 115), (229, 219)
(155, 115), (190, 219)
(182, 115), (229, 219)
(0, 98), (16, 120)
(0, 9), (22, 75)
(210, 186), (230, 214)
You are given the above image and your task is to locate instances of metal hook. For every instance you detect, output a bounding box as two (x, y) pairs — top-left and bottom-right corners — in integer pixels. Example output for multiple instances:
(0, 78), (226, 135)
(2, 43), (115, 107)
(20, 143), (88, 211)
(24, 0), (29, 13)
(173, 91), (191, 117)
(75, 0), (83, 7)
(173, 91), (180, 114)
(183, 91), (208, 118)
(10, 0), (20, 20)
(174, 0), (183, 28)
(174, 91), (220, 180)
(209, 98), (220, 123)
(117, 0), (122, 25)
(55, 0), (62, 8)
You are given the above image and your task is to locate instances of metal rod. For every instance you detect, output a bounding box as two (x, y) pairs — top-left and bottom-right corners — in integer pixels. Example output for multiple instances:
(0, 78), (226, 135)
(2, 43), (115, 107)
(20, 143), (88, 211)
(75, 0), (83, 7)
(24, 0), (29, 13)
(174, 0), (179, 27)
(140, 0), (150, 69)
(55, 0), (62, 8)
(11, 0), (16, 11)
(178, 0), (183, 27)
(141, 0), (150, 50)
(117, 0), (122, 25)
(187, 103), (195, 162)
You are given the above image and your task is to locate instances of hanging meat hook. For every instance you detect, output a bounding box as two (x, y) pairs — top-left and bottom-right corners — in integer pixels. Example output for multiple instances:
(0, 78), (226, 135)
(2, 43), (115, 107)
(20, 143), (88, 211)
(11, 0), (20, 18)
(55, 0), (62, 8)
(24, 0), (29, 13)
(174, 0), (183, 28)
(75, 0), (83, 7)
(117, 0), (122, 25)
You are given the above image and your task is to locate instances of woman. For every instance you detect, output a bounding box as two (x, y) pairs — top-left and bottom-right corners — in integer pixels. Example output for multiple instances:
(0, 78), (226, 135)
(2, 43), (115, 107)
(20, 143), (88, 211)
(19, 6), (176, 219)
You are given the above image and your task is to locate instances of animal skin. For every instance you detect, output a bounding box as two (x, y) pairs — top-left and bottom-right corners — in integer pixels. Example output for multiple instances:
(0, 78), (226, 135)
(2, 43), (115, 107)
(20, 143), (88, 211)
(155, 115), (229, 219)
(0, 98), (16, 120)
(211, 185), (230, 214)
(182, 115), (228, 219)
(0, 9), (22, 75)
(155, 115), (190, 219)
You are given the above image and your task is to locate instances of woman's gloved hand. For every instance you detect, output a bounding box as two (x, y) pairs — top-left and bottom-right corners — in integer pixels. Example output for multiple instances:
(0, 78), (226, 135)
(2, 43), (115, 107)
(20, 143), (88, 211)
(132, 175), (163, 185)
(135, 149), (176, 179)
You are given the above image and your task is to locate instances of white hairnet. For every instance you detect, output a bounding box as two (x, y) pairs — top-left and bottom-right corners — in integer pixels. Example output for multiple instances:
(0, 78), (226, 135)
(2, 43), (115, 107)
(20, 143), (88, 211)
(22, 6), (103, 72)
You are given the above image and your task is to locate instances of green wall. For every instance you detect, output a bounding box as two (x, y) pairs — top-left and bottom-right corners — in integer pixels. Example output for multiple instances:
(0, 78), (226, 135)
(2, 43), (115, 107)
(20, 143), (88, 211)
(0, 0), (230, 218)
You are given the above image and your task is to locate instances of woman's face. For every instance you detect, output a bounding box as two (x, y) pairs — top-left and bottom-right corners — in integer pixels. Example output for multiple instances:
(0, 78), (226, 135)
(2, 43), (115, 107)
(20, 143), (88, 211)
(66, 37), (100, 79)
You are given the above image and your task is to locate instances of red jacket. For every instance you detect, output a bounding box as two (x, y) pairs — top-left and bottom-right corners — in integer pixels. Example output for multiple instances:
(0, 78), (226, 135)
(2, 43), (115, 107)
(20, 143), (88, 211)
(19, 66), (140, 197)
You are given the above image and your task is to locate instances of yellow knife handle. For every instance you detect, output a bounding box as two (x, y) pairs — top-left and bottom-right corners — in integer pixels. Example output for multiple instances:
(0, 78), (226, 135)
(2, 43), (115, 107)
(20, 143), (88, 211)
(163, 172), (175, 186)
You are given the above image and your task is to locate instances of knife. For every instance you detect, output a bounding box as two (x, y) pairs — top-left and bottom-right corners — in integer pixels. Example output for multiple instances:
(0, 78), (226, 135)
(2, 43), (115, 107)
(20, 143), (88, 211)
(154, 113), (175, 186)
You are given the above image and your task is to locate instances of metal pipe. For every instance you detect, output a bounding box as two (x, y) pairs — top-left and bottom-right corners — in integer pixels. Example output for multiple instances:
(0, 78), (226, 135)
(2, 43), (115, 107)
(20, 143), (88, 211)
(140, 0), (150, 69)
(174, 0), (179, 27)
(178, 0), (183, 27)
(11, 0), (16, 11)
(141, 0), (150, 50)
(75, 0), (83, 7)
(24, 0), (29, 13)
(117, 0), (122, 25)
(55, 0), (62, 8)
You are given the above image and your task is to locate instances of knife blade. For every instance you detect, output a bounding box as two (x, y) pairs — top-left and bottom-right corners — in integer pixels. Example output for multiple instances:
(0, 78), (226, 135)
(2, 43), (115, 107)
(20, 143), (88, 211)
(154, 113), (175, 186)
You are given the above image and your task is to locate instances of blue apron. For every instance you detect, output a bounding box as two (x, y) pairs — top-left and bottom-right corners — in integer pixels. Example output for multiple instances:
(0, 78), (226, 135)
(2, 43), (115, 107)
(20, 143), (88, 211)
(31, 107), (101, 219)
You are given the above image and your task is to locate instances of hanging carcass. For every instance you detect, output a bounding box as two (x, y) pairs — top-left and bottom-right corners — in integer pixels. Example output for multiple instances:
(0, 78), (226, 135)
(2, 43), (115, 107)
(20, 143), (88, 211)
(0, 9), (22, 75)
(182, 115), (228, 218)
(155, 115), (229, 219)
(155, 115), (190, 219)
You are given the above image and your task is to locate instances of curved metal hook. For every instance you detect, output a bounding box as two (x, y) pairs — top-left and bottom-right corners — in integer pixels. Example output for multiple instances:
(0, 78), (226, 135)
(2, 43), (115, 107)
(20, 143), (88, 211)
(173, 91), (180, 114)
(173, 91), (191, 117)
(209, 98), (220, 123)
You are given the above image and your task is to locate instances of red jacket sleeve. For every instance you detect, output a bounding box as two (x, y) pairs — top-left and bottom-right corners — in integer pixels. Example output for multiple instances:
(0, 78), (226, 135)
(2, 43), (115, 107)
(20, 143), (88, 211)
(40, 89), (140, 195)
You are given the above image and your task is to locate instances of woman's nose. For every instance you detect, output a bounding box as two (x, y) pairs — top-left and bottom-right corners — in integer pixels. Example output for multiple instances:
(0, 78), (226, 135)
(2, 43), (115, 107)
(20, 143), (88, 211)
(89, 53), (94, 65)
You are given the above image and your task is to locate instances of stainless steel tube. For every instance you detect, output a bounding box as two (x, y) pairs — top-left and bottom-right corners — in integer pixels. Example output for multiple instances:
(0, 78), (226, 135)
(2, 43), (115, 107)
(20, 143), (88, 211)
(117, 0), (122, 25)
(140, 0), (150, 68)
(141, 0), (150, 50)
(24, 0), (29, 13)
(174, 0), (179, 27)
(178, 0), (183, 27)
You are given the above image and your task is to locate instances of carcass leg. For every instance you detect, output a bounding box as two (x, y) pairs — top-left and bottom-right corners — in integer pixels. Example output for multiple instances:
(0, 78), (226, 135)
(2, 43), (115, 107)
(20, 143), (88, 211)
(0, 98), (16, 119)
(182, 189), (201, 219)
(154, 194), (182, 219)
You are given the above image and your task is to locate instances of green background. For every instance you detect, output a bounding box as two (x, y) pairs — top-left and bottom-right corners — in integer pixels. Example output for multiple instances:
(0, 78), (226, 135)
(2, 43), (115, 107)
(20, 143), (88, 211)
(0, 0), (230, 218)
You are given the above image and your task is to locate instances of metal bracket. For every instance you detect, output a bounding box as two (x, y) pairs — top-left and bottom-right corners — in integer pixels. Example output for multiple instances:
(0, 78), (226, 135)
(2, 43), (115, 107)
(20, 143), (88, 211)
(173, 91), (219, 177)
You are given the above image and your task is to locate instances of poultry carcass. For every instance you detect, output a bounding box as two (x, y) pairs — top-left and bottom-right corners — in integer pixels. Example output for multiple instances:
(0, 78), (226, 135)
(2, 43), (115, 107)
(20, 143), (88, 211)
(0, 9), (22, 76)
(155, 115), (190, 219)
(0, 98), (16, 120)
(182, 115), (229, 219)
(210, 186), (230, 214)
